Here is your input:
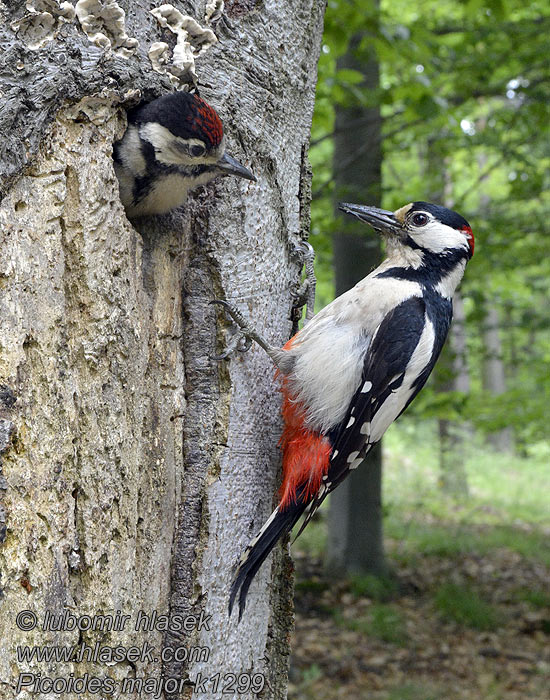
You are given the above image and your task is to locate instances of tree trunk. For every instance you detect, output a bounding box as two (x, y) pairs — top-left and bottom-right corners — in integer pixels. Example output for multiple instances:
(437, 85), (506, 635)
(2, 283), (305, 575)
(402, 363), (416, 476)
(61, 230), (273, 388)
(438, 292), (471, 496)
(327, 17), (385, 576)
(422, 150), (470, 496)
(482, 303), (514, 453)
(476, 150), (513, 453)
(0, 2), (325, 698)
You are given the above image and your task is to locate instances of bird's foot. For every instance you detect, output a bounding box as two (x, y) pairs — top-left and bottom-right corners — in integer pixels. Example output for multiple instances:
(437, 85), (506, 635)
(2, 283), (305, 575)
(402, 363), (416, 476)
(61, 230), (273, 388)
(290, 240), (316, 326)
(211, 300), (282, 365)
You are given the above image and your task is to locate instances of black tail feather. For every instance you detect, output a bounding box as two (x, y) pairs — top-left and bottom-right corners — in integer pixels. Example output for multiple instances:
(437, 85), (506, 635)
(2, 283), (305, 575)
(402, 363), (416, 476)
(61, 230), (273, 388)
(229, 497), (307, 621)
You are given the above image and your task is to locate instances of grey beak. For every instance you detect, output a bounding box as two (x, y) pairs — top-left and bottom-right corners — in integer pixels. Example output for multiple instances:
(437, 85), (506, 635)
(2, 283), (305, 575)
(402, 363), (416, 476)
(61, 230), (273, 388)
(217, 152), (256, 181)
(339, 203), (401, 235)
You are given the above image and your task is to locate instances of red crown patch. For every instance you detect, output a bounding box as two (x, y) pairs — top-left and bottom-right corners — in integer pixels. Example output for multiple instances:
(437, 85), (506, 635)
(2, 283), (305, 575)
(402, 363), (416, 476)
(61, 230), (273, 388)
(191, 96), (224, 148)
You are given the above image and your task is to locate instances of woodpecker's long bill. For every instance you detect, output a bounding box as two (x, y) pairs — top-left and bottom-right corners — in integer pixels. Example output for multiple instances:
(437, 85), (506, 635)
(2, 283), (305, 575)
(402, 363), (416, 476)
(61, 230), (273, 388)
(229, 201), (474, 619)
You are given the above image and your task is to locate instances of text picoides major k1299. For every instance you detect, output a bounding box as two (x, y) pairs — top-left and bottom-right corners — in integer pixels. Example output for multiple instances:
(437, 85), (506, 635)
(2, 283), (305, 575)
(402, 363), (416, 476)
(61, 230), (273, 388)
(114, 92), (256, 218)
(215, 201), (475, 619)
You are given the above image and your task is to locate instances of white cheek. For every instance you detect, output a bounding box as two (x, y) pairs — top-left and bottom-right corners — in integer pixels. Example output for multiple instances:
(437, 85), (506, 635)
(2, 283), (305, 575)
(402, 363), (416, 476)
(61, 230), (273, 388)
(409, 222), (469, 254)
(139, 124), (223, 167)
(139, 123), (195, 166)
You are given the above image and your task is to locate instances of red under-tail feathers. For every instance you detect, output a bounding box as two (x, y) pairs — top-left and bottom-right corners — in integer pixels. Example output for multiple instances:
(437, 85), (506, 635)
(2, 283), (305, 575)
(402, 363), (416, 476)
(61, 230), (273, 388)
(229, 335), (332, 619)
(277, 337), (332, 509)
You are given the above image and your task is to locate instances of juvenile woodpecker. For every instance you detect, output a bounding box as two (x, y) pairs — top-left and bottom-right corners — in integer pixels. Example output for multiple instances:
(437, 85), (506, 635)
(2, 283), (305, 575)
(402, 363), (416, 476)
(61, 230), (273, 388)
(113, 92), (256, 217)
(215, 201), (474, 619)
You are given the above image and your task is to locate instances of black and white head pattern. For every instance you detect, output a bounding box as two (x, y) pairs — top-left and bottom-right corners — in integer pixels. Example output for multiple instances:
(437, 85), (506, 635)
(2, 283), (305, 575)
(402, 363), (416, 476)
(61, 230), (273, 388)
(130, 92), (226, 170)
(395, 202), (474, 260)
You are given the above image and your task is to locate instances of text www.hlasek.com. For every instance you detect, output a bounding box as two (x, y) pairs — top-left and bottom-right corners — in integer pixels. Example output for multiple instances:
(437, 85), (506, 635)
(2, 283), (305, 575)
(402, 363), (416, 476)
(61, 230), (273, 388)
(15, 608), (265, 696)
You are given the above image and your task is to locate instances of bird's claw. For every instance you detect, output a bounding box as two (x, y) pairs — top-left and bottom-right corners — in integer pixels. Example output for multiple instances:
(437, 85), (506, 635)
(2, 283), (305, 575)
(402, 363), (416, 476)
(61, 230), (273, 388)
(211, 300), (254, 360)
(210, 299), (249, 330)
(290, 239), (316, 328)
(291, 279), (311, 303)
(212, 334), (239, 361)
(237, 335), (253, 353)
(291, 239), (315, 264)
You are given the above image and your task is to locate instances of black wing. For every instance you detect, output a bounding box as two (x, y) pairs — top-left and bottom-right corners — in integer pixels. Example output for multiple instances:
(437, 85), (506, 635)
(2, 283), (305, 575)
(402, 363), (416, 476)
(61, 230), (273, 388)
(230, 294), (452, 616)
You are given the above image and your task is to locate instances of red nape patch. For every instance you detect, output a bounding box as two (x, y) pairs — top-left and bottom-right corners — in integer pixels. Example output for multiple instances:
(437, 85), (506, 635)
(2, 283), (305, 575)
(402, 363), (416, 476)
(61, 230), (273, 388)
(192, 96), (224, 148)
(277, 335), (332, 509)
(462, 225), (475, 257)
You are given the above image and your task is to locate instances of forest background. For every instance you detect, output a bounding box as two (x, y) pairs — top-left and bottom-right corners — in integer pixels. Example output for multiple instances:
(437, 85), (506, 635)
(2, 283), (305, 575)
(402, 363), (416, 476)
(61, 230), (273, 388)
(288, 0), (550, 697)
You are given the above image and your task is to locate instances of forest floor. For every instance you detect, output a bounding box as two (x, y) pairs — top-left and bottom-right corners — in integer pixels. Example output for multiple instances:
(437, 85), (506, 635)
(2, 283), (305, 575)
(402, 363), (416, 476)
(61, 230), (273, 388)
(287, 425), (550, 700)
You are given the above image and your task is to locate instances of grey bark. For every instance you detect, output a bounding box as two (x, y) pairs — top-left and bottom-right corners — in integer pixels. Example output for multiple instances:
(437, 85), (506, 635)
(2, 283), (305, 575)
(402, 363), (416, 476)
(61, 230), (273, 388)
(326, 22), (386, 577)
(0, 2), (325, 699)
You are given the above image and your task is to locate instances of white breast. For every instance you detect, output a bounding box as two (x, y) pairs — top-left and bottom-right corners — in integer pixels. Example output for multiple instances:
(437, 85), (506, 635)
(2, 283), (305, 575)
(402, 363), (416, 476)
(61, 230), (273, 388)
(286, 271), (423, 433)
(121, 169), (220, 217)
(287, 319), (369, 432)
(131, 173), (192, 216)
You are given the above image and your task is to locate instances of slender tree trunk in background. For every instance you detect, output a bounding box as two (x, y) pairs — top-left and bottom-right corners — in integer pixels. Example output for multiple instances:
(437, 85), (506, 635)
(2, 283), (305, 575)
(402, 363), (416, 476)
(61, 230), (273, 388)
(327, 6), (386, 576)
(482, 303), (514, 453)
(437, 293), (471, 495)
(474, 154), (513, 454)
(0, 2), (325, 698)
(424, 152), (470, 495)
(476, 152), (513, 454)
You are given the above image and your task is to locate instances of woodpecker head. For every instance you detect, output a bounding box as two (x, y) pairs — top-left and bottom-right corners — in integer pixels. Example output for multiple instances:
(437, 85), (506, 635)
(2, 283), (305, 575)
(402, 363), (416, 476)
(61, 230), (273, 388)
(339, 201), (474, 261)
(129, 92), (255, 180)
(114, 92), (255, 216)
(339, 201), (473, 295)
(339, 202), (474, 260)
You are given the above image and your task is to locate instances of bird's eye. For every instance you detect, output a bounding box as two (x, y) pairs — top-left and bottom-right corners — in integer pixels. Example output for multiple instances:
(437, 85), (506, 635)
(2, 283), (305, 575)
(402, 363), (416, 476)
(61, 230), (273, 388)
(411, 212), (429, 227)
(190, 144), (206, 157)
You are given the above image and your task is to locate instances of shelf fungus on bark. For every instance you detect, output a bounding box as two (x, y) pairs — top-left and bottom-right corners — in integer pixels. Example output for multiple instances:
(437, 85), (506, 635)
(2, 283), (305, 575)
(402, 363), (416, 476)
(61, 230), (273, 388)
(11, 0), (75, 50)
(74, 0), (138, 58)
(149, 4), (219, 85)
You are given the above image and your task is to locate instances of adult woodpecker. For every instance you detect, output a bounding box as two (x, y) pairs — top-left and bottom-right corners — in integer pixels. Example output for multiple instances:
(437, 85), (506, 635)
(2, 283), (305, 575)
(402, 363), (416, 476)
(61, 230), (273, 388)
(214, 201), (474, 619)
(113, 92), (256, 217)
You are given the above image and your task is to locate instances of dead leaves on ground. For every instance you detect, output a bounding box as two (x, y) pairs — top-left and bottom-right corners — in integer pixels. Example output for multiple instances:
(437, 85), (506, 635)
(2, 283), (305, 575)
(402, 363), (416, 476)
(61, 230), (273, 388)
(289, 542), (550, 700)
